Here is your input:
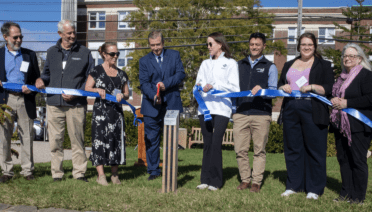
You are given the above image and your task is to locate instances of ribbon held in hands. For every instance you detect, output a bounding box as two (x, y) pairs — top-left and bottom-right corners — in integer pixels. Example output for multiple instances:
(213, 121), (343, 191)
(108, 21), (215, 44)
(193, 85), (372, 128)
(2, 82), (142, 126)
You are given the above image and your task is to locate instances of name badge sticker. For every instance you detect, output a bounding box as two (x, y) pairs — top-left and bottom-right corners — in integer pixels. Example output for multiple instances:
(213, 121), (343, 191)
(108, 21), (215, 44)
(20, 61), (29, 73)
(112, 88), (121, 96)
(62, 61), (67, 69)
(296, 76), (308, 88)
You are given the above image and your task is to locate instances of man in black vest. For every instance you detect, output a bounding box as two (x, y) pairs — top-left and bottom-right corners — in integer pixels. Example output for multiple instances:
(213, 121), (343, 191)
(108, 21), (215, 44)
(233, 32), (278, 193)
(35, 19), (94, 182)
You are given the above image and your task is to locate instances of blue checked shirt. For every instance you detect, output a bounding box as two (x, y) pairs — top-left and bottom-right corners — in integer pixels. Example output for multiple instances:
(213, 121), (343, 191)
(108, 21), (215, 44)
(5, 45), (25, 84)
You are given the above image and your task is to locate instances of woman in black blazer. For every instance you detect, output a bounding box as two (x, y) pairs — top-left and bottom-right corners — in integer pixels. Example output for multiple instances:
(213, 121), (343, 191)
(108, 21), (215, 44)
(277, 33), (334, 200)
(330, 43), (372, 204)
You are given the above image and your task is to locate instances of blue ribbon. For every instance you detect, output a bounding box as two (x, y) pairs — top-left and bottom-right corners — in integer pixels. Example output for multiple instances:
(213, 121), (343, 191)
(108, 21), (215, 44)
(193, 85), (372, 128)
(2, 82), (142, 126)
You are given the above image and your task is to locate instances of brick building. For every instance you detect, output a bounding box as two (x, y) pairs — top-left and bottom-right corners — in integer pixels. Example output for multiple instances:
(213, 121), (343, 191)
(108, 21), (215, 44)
(76, 0), (372, 112)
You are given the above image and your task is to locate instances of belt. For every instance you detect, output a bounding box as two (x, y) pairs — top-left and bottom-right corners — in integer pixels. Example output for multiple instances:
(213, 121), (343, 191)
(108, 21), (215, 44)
(9, 92), (23, 97)
(294, 97), (311, 100)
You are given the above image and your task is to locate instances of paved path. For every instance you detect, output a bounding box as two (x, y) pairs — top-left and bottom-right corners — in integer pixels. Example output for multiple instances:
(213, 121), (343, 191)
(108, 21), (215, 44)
(11, 141), (72, 164)
(0, 203), (96, 212)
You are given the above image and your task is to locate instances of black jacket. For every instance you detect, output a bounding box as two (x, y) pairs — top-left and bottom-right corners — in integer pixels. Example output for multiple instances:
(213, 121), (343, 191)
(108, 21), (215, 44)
(0, 46), (40, 119)
(278, 56), (334, 126)
(41, 39), (94, 106)
(332, 68), (372, 133)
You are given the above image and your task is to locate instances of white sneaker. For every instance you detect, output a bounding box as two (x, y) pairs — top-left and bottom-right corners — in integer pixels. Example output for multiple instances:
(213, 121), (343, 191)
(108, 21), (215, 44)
(196, 184), (208, 189)
(208, 185), (218, 191)
(281, 190), (296, 197)
(306, 192), (319, 200)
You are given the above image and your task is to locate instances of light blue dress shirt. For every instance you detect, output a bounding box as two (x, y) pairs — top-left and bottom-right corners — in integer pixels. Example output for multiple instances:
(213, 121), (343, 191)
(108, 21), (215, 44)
(248, 55), (278, 90)
(154, 50), (164, 65)
(5, 45), (25, 84)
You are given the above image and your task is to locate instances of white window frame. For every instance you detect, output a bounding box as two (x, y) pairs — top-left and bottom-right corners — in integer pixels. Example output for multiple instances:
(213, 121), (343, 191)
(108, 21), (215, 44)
(90, 51), (104, 67)
(88, 11), (106, 30)
(118, 11), (134, 30)
(318, 27), (335, 44)
(265, 55), (274, 63)
(287, 55), (296, 62)
(117, 49), (134, 68)
(288, 27), (305, 44)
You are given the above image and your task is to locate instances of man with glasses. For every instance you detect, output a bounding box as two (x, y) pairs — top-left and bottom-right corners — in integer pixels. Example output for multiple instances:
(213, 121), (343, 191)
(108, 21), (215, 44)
(35, 19), (94, 182)
(233, 32), (278, 193)
(139, 30), (185, 181)
(0, 21), (40, 182)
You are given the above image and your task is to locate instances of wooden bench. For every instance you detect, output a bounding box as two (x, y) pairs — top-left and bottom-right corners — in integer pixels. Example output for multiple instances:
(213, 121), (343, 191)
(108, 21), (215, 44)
(188, 127), (234, 148)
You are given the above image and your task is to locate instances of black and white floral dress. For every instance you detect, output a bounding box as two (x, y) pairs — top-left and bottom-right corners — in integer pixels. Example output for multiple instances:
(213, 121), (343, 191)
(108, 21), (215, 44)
(89, 64), (128, 166)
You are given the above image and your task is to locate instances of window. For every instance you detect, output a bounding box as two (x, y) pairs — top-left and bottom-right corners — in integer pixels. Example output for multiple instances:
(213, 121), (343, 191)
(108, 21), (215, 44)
(118, 11), (134, 29)
(89, 12), (105, 30)
(319, 28), (335, 44)
(265, 55), (274, 63)
(91, 51), (104, 66)
(288, 27), (305, 44)
(118, 50), (134, 68)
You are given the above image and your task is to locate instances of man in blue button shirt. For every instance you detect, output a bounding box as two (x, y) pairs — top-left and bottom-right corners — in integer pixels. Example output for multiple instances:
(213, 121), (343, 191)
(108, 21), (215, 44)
(233, 32), (278, 193)
(0, 22), (40, 183)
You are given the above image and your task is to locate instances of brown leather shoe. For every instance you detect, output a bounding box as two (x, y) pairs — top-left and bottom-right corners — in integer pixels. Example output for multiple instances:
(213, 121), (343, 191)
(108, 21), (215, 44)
(0, 175), (12, 183)
(25, 175), (35, 181)
(237, 182), (251, 190)
(250, 183), (261, 193)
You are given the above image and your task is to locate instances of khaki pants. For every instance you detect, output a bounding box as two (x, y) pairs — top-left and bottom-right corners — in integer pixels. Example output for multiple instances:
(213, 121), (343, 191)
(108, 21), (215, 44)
(47, 105), (87, 179)
(0, 94), (34, 176)
(233, 114), (271, 185)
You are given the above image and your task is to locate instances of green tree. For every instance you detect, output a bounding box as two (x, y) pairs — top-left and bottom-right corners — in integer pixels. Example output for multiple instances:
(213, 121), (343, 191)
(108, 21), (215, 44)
(125, 0), (286, 112)
(322, 0), (372, 77)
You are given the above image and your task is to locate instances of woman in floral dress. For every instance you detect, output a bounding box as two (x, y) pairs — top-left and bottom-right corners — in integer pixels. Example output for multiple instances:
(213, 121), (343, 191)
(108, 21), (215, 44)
(85, 42), (130, 186)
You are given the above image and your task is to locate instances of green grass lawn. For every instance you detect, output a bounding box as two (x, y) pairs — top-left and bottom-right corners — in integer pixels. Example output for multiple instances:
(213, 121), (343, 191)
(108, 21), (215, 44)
(1, 148), (372, 211)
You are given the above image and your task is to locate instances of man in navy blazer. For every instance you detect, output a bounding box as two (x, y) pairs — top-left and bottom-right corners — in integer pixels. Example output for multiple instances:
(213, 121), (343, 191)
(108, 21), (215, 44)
(0, 22), (40, 183)
(139, 30), (185, 180)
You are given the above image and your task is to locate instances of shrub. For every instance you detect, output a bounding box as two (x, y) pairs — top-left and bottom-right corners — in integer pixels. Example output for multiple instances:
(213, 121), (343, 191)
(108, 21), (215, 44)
(266, 122), (284, 153)
(63, 111), (138, 149)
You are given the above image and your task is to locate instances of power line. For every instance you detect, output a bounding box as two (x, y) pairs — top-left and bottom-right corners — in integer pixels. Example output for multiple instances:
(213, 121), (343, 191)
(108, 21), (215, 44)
(3, 15), (369, 23)
(2, 37), (370, 45)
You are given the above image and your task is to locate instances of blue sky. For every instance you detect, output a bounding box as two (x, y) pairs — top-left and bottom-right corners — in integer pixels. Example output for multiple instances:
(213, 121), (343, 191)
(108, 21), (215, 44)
(0, 0), (371, 52)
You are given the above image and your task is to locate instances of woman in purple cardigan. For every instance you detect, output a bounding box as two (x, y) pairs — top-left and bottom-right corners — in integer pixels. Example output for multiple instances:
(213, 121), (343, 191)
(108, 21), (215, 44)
(330, 43), (372, 205)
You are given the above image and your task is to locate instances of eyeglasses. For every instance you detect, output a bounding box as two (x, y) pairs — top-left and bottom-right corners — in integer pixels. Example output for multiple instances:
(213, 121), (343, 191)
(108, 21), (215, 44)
(300, 44), (314, 47)
(206, 42), (213, 47)
(342, 54), (360, 60)
(12, 35), (24, 40)
(106, 52), (120, 57)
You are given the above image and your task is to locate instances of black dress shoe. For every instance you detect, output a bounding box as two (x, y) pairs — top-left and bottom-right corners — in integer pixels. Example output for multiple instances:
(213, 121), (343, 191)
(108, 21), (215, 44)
(77, 177), (88, 182)
(147, 174), (161, 181)
(350, 199), (364, 205)
(25, 175), (35, 181)
(0, 175), (12, 183)
(53, 178), (63, 182)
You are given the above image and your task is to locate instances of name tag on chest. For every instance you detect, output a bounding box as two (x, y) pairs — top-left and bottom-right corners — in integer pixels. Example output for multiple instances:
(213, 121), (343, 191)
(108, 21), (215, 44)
(20, 61), (29, 73)
(112, 88), (121, 96)
(296, 76), (308, 88)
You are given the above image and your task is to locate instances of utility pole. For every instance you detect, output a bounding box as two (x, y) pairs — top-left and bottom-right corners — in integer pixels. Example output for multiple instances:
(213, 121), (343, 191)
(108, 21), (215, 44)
(296, 0), (303, 57)
(61, 0), (77, 23)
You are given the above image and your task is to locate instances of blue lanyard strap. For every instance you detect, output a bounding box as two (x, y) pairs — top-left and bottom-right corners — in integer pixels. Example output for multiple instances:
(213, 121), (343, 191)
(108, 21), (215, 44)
(3, 82), (142, 126)
(193, 85), (372, 128)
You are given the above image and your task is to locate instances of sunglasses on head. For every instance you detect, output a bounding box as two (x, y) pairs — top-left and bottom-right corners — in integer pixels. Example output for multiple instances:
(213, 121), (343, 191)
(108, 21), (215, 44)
(106, 52), (120, 57)
(206, 42), (213, 47)
(12, 35), (24, 40)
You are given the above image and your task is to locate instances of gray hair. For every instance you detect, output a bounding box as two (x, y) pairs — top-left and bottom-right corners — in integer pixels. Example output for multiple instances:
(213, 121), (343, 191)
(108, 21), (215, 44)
(57, 19), (75, 33)
(148, 30), (164, 44)
(1, 21), (21, 36)
(341, 43), (372, 71)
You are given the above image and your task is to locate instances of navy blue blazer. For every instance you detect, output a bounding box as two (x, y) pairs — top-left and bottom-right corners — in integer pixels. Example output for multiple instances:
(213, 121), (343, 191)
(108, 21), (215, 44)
(0, 46), (40, 119)
(139, 49), (185, 117)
